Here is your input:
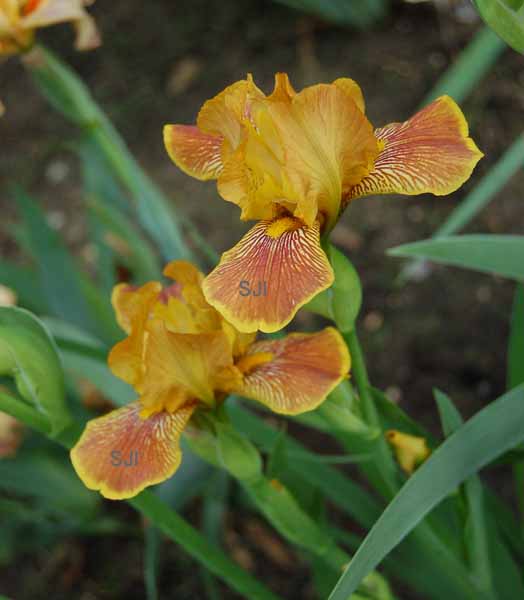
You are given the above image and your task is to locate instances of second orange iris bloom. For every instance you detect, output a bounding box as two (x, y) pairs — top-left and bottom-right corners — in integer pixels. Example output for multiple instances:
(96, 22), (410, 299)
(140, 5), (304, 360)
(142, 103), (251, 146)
(164, 73), (482, 333)
(70, 261), (349, 499)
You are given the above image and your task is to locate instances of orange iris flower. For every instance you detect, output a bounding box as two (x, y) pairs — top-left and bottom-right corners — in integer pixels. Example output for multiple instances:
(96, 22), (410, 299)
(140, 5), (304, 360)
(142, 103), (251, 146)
(70, 261), (350, 500)
(0, 0), (99, 55)
(164, 74), (483, 333)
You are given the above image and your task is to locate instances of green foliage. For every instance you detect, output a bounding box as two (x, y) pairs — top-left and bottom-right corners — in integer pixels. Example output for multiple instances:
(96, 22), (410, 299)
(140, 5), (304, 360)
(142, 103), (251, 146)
(328, 384), (524, 600)
(474, 0), (524, 53)
(306, 244), (362, 332)
(422, 26), (506, 105)
(390, 235), (524, 280)
(271, 0), (389, 28)
(508, 284), (524, 389)
(25, 45), (190, 263)
(0, 307), (69, 435)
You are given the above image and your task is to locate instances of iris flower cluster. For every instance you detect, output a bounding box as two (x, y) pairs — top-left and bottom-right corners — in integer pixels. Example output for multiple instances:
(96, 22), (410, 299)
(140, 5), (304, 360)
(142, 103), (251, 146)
(72, 73), (482, 499)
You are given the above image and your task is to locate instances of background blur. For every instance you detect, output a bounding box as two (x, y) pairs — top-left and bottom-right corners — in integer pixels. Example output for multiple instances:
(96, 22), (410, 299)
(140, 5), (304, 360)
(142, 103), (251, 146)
(1, 0), (523, 598)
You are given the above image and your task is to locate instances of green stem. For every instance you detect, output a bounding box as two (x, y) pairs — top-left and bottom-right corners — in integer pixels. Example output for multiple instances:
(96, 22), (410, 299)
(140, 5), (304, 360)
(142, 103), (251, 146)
(0, 391), (51, 436)
(343, 330), (398, 498)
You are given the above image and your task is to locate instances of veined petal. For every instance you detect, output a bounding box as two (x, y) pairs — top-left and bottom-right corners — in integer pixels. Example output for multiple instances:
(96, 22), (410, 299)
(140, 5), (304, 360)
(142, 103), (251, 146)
(267, 83), (379, 227)
(70, 401), (196, 500)
(163, 125), (223, 181)
(348, 96), (483, 201)
(235, 327), (350, 414)
(202, 217), (334, 333)
(140, 321), (233, 408)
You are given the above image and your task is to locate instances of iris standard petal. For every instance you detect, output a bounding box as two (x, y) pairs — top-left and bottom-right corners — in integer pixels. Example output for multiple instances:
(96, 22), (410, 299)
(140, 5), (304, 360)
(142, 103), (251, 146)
(266, 83), (379, 227)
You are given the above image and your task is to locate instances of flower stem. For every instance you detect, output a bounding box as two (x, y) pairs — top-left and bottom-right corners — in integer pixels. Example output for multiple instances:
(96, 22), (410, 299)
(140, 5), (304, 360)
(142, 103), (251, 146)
(0, 391), (51, 436)
(343, 329), (398, 498)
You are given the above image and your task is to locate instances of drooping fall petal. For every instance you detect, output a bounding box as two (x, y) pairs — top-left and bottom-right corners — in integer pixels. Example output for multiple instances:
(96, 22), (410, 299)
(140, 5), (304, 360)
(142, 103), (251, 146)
(202, 217), (334, 333)
(234, 327), (350, 414)
(70, 401), (196, 500)
(348, 96), (483, 201)
(163, 125), (223, 180)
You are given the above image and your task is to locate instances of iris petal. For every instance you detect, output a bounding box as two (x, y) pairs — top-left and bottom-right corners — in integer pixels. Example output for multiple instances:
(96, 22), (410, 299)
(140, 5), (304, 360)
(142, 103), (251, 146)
(163, 125), (223, 180)
(348, 96), (483, 201)
(202, 217), (333, 333)
(235, 327), (350, 414)
(70, 401), (196, 500)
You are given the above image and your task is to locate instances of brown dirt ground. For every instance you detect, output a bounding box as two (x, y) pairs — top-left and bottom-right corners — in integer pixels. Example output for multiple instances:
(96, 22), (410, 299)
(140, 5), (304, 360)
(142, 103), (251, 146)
(1, 0), (524, 598)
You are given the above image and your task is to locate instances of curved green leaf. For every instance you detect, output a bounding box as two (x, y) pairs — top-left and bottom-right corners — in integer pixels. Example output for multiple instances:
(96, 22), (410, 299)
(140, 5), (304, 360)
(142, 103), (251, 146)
(328, 384), (524, 600)
(0, 307), (69, 434)
(474, 0), (524, 53)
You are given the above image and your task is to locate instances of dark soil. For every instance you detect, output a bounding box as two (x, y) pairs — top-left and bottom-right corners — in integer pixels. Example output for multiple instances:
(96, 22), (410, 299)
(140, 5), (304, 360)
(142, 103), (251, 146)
(1, 0), (524, 598)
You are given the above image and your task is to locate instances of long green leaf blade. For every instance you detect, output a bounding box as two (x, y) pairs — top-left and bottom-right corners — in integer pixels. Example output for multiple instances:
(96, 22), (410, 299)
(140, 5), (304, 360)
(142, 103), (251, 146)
(509, 283), (524, 389)
(328, 384), (524, 600)
(390, 235), (524, 280)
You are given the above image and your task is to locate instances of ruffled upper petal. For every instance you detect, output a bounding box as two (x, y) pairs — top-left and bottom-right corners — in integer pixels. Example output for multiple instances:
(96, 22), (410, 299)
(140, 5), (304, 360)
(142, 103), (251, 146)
(70, 401), (196, 500)
(196, 76), (264, 150)
(202, 217), (334, 333)
(112, 281), (161, 335)
(333, 77), (366, 114)
(109, 282), (162, 387)
(139, 320), (233, 409)
(266, 83), (380, 228)
(348, 95), (483, 201)
(234, 327), (350, 414)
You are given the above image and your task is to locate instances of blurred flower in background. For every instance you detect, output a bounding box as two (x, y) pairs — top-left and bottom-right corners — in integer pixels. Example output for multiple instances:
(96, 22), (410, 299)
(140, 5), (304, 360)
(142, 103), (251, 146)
(0, 0), (99, 56)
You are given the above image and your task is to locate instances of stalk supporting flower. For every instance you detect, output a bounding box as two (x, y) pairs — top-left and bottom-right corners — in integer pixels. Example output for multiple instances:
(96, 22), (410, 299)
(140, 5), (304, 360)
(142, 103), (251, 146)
(70, 261), (350, 499)
(164, 74), (483, 333)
